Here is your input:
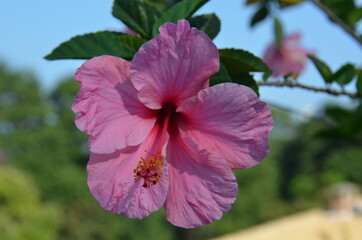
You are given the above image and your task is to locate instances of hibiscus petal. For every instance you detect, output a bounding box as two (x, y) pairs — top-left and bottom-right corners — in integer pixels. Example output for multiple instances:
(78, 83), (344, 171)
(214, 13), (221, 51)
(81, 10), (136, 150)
(285, 33), (301, 44)
(164, 136), (237, 228)
(72, 55), (156, 154)
(130, 19), (219, 109)
(178, 83), (273, 169)
(263, 44), (287, 77)
(87, 125), (169, 218)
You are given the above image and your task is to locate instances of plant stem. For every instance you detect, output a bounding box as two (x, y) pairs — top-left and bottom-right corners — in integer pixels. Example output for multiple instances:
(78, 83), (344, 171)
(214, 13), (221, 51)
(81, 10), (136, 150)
(310, 0), (362, 46)
(257, 81), (360, 99)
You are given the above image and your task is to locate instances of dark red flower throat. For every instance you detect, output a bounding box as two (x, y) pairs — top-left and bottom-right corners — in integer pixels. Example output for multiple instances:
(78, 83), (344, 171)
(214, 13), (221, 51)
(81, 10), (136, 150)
(133, 103), (177, 188)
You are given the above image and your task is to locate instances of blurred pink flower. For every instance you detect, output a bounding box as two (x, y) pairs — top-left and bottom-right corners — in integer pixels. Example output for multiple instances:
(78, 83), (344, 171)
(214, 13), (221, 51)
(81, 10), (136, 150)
(263, 33), (313, 77)
(123, 28), (137, 35)
(72, 20), (273, 228)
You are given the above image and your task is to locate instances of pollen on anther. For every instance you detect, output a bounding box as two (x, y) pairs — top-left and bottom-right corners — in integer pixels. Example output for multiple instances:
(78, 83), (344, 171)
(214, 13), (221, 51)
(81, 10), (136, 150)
(133, 152), (165, 188)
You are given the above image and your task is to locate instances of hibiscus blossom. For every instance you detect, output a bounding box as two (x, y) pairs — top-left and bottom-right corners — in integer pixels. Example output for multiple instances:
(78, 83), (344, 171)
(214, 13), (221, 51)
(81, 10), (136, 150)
(72, 20), (273, 228)
(263, 33), (313, 77)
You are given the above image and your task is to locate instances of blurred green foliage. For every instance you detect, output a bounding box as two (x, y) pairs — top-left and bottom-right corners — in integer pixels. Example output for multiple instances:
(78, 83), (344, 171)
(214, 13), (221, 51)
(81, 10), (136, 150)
(276, 109), (362, 205)
(0, 166), (62, 240)
(0, 62), (361, 240)
(0, 64), (48, 132)
(320, 0), (362, 30)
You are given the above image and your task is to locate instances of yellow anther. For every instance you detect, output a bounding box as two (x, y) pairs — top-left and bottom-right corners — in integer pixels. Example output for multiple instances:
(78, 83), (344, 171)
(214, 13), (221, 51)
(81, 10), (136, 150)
(133, 152), (165, 188)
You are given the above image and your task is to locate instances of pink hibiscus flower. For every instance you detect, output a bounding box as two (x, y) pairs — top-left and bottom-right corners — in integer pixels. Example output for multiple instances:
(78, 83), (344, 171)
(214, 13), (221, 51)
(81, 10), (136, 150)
(263, 33), (313, 77)
(72, 20), (273, 228)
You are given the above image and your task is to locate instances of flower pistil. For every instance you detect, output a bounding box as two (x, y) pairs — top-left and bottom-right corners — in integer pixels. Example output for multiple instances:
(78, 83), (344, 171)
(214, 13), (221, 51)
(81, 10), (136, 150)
(133, 153), (165, 188)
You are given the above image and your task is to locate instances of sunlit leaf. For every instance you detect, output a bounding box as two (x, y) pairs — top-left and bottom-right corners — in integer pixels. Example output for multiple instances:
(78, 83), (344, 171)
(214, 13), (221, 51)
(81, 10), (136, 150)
(112, 0), (161, 39)
(114, 35), (147, 52)
(45, 31), (134, 60)
(152, 0), (209, 36)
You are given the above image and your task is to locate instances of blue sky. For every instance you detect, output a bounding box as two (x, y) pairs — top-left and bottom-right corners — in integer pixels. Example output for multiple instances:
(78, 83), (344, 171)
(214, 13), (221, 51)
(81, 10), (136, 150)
(1, 0), (361, 114)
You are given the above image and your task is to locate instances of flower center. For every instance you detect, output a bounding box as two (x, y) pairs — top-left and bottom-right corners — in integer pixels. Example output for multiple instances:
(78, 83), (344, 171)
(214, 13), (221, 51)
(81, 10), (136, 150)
(133, 153), (165, 188)
(133, 103), (176, 188)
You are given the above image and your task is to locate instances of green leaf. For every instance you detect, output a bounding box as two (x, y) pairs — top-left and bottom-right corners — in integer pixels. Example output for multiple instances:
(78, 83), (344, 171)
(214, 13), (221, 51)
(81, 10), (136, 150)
(263, 71), (272, 82)
(152, 0), (209, 36)
(211, 55), (260, 94)
(189, 13), (220, 40)
(355, 70), (362, 95)
(219, 48), (270, 74)
(316, 105), (362, 139)
(209, 63), (232, 86)
(274, 18), (283, 48)
(230, 73), (259, 96)
(209, 62), (259, 94)
(329, 63), (356, 86)
(114, 35), (147, 52)
(348, 7), (362, 27)
(250, 5), (269, 27)
(112, 0), (161, 39)
(45, 31), (134, 60)
(320, 0), (359, 29)
(308, 55), (333, 83)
